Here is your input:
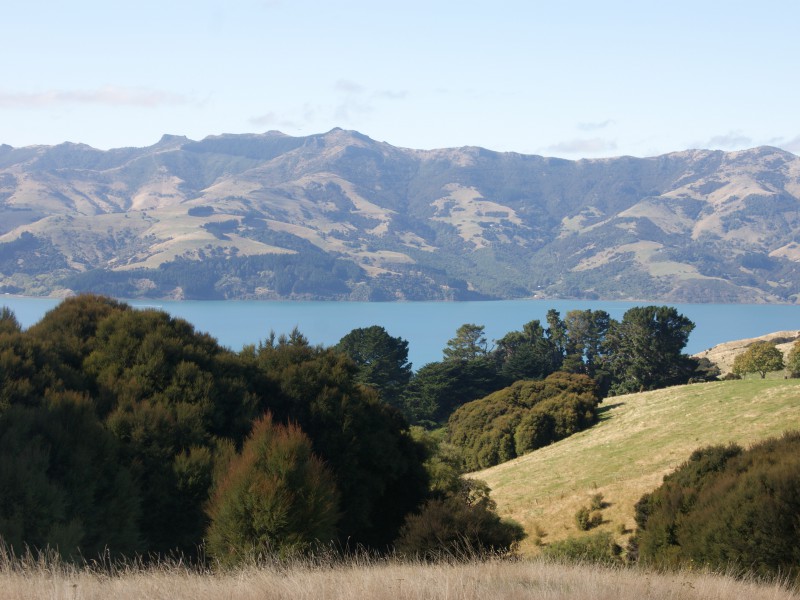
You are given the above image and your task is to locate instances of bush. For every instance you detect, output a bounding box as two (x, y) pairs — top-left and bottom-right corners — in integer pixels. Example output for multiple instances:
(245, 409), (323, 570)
(541, 531), (622, 565)
(575, 507), (591, 531)
(0, 392), (141, 559)
(447, 373), (599, 470)
(205, 413), (340, 566)
(394, 479), (525, 560)
(634, 431), (800, 578)
(575, 506), (602, 531)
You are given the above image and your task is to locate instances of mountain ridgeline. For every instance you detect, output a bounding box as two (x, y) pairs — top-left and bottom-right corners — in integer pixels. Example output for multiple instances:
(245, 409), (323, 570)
(1, 130), (798, 302)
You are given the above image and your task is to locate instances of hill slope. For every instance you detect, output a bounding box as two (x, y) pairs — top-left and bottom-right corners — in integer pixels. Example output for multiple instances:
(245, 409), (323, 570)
(694, 330), (799, 374)
(1, 130), (799, 301)
(474, 379), (800, 554)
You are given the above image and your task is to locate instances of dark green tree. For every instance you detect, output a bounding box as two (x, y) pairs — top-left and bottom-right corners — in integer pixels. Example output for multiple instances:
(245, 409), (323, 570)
(336, 325), (412, 408)
(0, 391), (141, 559)
(494, 320), (557, 383)
(546, 309), (567, 370)
(563, 309), (611, 377)
(253, 332), (429, 548)
(0, 307), (21, 336)
(603, 306), (695, 394)
(401, 357), (504, 426)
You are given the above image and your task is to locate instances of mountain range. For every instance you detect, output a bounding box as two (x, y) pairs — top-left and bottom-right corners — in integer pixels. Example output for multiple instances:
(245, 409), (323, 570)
(1, 128), (798, 302)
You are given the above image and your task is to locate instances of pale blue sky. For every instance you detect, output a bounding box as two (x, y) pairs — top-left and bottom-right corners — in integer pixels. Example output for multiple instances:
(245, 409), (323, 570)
(2, 0), (799, 158)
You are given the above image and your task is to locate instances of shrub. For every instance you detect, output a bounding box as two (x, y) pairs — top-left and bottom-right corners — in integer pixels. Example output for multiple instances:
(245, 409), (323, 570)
(575, 507), (591, 531)
(394, 479), (525, 560)
(541, 531), (622, 565)
(634, 432), (800, 578)
(447, 373), (599, 470)
(575, 506), (602, 531)
(205, 413), (340, 566)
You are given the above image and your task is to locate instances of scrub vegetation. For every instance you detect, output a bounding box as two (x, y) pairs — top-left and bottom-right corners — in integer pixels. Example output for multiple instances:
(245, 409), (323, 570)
(1, 294), (799, 596)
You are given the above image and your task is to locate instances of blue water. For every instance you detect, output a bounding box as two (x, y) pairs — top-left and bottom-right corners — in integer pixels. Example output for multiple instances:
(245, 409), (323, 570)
(2, 296), (798, 370)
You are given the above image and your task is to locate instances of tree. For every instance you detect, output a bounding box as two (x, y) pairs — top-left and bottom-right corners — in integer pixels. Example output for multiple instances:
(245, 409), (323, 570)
(732, 341), (785, 379)
(253, 334), (429, 548)
(0, 307), (21, 336)
(787, 340), (800, 378)
(603, 306), (695, 394)
(0, 391), (142, 559)
(494, 320), (557, 382)
(443, 324), (489, 362)
(336, 326), (412, 408)
(563, 309), (611, 377)
(401, 358), (504, 426)
(206, 413), (340, 565)
(545, 309), (567, 370)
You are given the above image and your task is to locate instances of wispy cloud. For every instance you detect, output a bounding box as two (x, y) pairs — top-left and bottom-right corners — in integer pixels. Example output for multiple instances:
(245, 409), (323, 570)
(772, 134), (800, 154)
(248, 111), (301, 129)
(374, 89), (407, 100)
(545, 138), (618, 154)
(700, 130), (753, 149)
(578, 120), (614, 131)
(334, 98), (374, 122)
(0, 86), (189, 109)
(334, 79), (365, 94)
(334, 79), (406, 101)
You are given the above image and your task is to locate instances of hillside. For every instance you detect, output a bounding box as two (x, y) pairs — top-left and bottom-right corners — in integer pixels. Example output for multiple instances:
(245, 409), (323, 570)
(1, 130), (799, 302)
(694, 330), (799, 374)
(474, 378), (800, 554)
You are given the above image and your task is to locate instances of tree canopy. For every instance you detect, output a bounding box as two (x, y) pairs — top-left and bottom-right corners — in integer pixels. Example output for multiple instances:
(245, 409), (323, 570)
(443, 323), (489, 362)
(603, 306), (695, 394)
(336, 325), (412, 408)
(0, 296), (429, 559)
(732, 341), (785, 378)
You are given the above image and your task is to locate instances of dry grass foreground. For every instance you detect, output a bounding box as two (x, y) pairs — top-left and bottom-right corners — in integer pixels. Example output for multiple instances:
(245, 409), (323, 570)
(475, 379), (800, 553)
(1, 554), (798, 600)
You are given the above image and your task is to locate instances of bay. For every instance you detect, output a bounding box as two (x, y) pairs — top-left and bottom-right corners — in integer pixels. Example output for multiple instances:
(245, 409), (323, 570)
(2, 295), (798, 370)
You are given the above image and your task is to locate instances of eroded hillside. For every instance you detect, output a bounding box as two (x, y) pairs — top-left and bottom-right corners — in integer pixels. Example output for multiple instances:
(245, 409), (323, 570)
(1, 130), (798, 301)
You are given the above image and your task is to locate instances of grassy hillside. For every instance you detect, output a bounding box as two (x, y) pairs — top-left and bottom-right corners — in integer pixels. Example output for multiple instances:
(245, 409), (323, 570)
(474, 379), (800, 554)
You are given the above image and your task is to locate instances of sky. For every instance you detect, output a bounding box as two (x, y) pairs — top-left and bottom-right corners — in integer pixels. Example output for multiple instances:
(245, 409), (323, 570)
(2, 0), (799, 159)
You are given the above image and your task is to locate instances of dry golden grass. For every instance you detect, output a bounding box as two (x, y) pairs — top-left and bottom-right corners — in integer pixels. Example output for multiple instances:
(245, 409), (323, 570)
(475, 379), (800, 554)
(1, 552), (797, 600)
(693, 331), (800, 375)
